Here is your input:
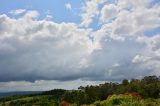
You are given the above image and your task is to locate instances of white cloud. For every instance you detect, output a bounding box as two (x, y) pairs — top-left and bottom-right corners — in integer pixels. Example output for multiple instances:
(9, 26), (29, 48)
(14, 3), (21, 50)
(45, 15), (53, 20)
(65, 3), (72, 10)
(0, 0), (160, 91)
(9, 9), (26, 15)
(80, 0), (105, 27)
(0, 11), (98, 82)
(98, 0), (160, 40)
(23, 10), (39, 18)
(132, 55), (152, 63)
(113, 63), (120, 67)
(117, 0), (149, 10)
(100, 4), (118, 22)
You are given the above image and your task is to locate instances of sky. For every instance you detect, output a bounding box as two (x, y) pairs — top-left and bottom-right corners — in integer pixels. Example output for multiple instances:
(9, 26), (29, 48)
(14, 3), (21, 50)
(0, 0), (160, 92)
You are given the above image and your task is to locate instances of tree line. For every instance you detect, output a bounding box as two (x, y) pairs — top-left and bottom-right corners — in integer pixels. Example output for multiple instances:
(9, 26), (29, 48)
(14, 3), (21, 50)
(61, 75), (160, 105)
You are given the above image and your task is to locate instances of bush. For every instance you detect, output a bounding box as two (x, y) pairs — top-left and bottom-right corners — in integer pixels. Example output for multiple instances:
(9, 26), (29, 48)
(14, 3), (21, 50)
(92, 94), (160, 106)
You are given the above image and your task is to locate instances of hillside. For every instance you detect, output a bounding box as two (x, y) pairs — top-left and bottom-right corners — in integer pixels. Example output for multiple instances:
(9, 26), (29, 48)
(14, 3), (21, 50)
(0, 75), (159, 106)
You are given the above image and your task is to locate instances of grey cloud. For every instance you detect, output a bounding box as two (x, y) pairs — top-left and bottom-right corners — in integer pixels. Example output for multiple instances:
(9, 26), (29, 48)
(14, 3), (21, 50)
(0, 0), (160, 85)
(81, 39), (146, 81)
(0, 12), (94, 82)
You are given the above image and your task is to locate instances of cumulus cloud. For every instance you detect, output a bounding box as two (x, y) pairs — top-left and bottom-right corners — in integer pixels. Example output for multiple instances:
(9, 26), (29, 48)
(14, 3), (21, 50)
(99, 0), (160, 40)
(0, 11), (96, 82)
(0, 0), (160, 91)
(80, 0), (105, 27)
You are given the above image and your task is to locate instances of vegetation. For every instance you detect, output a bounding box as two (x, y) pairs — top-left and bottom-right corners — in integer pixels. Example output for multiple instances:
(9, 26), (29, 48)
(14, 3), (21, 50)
(0, 75), (159, 106)
(92, 94), (160, 106)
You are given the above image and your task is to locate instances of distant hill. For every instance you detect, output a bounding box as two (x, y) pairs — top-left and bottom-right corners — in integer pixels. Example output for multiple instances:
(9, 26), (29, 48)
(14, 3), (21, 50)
(0, 91), (42, 98)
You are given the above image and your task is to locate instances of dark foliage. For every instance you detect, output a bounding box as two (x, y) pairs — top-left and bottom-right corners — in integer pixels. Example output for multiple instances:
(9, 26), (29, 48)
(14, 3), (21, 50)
(61, 75), (160, 105)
